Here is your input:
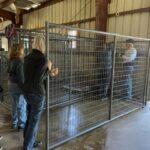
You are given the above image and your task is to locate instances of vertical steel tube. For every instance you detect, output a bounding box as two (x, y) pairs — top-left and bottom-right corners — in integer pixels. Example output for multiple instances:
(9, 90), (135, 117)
(109, 36), (117, 120)
(17, 31), (21, 43)
(69, 41), (73, 100)
(64, 42), (66, 80)
(0, 54), (2, 85)
(143, 42), (150, 106)
(45, 21), (50, 150)
(146, 45), (150, 101)
(29, 31), (32, 51)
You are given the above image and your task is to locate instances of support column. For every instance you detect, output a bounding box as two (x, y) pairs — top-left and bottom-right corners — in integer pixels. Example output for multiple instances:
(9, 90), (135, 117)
(95, 0), (110, 104)
(95, 0), (109, 32)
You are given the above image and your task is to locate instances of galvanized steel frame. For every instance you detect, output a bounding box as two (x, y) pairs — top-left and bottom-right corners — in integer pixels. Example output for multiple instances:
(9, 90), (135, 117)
(45, 22), (150, 150)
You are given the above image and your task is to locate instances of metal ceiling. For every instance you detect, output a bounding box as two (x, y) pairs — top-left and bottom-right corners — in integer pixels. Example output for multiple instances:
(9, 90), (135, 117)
(0, 0), (48, 12)
(15, 0), (46, 10)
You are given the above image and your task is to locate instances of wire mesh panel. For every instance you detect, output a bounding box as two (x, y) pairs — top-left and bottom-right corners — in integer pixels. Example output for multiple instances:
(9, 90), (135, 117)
(44, 23), (150, 149)
(13, 28), (45, 55)
(0, 29), (46, 120)
(0, 50), (9, 109)
(112, 39), (150, 118)
(46, 25), (116, 148)
(1, 25), (149, 150)
(0, 34), (9, 110)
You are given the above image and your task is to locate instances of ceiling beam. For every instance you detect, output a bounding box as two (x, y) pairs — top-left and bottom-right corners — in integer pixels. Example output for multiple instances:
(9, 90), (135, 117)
(0, 9), (15, 23)
(63, 17), (96, 25)
(0, 0), (15, 9)
(22, 0), (64, 15)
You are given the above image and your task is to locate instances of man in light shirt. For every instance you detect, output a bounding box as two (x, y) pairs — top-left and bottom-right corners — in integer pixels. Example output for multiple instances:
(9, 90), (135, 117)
(122, 39), (137, 100)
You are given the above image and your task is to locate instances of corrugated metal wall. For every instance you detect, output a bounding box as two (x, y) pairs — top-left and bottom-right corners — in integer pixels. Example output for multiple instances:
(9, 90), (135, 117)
(23, 0), (96, 30)
(107, 0), (150, 100)
(23, 0), (150, 38)
(108, 0), (150, 38)
(22, 0), (150, 100)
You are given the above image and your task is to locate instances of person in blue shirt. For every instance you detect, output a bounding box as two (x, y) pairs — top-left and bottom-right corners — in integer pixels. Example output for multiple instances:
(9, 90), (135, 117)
(122, 39), (137, 99)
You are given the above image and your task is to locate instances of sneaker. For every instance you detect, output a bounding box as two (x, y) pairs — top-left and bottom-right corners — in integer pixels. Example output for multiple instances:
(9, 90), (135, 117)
(0, 136), (3, 140)
(33, 140), (42, 148)
(0, 146), (3, 150)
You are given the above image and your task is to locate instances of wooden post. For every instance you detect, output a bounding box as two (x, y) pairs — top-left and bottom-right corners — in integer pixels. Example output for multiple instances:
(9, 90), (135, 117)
(95, 0), (109, 32)
(95, 0), (109, 100)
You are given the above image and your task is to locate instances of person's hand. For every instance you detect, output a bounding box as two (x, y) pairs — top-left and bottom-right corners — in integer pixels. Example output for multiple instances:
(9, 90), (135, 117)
(51, 68), (58, 76)
(48, 61), (52, 70)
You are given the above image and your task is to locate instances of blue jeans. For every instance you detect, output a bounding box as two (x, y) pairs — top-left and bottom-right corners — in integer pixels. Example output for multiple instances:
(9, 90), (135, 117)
(123, 66), (133, 99)
(98, 68), (112, 98)
(23, 94), (45, 150)
(11, 94), (26, 126)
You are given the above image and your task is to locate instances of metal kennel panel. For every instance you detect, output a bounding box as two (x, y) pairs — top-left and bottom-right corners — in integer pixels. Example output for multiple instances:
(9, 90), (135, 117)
(3, 24), (149, 150)
(13, 28), (45, 55)
(0, 28), (46, 112)
(111, 39), (150, 118)
(0, 34), (9, 110)
(45, 23), (150, 149)
(0, 50), (9, 109)
(46, 23), (116, 148)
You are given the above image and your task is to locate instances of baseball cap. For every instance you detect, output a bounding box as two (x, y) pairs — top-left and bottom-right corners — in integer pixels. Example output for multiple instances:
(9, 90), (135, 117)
(126, 39), (134, 44)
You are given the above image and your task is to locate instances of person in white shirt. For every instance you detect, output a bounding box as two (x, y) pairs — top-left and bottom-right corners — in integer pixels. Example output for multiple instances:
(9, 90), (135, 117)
(122, 39), (137, 99)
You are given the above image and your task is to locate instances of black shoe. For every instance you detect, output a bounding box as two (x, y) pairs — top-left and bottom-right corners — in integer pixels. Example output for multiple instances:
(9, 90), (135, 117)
(18, 125), (25, 130)
(33, 140), (42, 148)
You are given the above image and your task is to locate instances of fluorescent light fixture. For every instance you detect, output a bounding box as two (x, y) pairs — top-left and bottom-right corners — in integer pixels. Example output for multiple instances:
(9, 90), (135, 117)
(25, 7), (31, 10)
(32, 3), (40, 8)
(32, 4), (38, 8)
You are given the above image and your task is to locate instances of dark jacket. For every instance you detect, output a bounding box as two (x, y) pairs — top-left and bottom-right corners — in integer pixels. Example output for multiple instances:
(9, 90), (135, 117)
(23, 49), (50, 96)
(7, 58), (24, 94)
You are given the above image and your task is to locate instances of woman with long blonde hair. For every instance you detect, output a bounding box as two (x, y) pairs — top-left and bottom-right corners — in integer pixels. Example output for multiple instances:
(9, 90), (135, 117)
(8, 43), (26, 129)
(23, 35), (58, 150)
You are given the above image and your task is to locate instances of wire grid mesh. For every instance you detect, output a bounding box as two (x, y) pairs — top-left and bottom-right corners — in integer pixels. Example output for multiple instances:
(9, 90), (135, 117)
(0, 29), (46, 124)
(112, 40), (149, 117)
(0, 39), (9, 110)
(13, 28), (45, 55)
(47, 28), (113, 147)
(1, 28), (45, 104)
(0, 25), (150, 149)
(0, 35), (10, 130)
(46, 23), (150, 148)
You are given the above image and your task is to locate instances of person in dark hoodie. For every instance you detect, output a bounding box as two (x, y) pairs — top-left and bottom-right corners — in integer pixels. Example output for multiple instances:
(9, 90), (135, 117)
(23, 35), (58, 150)
(8, 43), (26, 129)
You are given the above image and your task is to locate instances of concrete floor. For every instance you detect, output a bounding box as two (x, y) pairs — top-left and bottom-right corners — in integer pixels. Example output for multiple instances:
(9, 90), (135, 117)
(0, 102), (150, 150)
(54, 103), (150, 150)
